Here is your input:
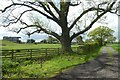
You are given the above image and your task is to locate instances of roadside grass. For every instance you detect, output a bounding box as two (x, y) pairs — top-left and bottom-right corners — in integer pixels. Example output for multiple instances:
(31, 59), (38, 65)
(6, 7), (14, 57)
(110, 44), (120, 54)
(2, 47), (101, 78)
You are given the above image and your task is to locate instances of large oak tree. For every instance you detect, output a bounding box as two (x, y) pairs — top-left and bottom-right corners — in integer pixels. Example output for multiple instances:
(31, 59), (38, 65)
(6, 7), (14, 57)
(0, 0), (118, 53)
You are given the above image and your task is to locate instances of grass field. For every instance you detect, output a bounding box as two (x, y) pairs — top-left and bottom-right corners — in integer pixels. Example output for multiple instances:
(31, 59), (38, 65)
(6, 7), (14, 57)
(1, 40), (102, 78)
(110, 44), (120, 53)
(0, 40), (79, 50)
(1, 40), (81, 60)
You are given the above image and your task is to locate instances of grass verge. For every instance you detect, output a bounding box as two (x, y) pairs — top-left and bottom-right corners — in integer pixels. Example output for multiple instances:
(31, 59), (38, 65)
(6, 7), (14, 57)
(110, 44), (120, 54)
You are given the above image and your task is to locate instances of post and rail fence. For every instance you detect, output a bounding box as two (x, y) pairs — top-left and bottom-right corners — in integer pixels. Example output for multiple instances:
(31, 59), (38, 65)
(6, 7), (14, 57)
(1, 44), (99, 60)
(1, 44), (100, 68)
(1, 48), (61, 60)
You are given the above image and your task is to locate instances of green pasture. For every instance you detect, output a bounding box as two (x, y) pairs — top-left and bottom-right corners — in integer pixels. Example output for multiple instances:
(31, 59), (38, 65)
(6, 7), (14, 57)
(1, 40), (81, 60)
(110, 44), (120, 53)
(0, 40), (79, 50)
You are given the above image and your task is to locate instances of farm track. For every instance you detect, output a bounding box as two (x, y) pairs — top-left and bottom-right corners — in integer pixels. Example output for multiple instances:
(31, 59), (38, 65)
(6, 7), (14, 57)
(51, 46), (120, 80)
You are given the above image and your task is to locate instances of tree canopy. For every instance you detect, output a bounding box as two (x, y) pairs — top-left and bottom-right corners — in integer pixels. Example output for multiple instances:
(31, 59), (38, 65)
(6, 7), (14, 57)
(88, 26), (116, 46)
(0, 0), (118, 53)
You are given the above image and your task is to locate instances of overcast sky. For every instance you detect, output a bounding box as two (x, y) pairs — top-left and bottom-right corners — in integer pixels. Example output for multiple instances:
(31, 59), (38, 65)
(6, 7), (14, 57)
(0, 0), (119, 42)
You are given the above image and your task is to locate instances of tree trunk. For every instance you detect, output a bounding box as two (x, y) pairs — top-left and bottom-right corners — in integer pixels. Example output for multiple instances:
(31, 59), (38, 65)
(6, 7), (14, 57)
(60, 36), (73, 53)
(59, 28), (73, 53)
(59, 4), (72, 53)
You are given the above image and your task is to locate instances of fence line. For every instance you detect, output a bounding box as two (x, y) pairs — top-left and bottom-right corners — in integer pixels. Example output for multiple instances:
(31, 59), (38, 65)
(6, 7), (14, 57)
(1, 44), (99, 60)
(2, 47), (83, 59)
(1, 47), (81, 67)
(1, 48), (62, 59)
(1, 44), (100, 68)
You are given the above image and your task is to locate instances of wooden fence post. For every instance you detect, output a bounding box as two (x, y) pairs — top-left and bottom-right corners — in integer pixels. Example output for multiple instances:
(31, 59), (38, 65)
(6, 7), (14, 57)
(11, 50), (14, 60)
(30, 49), (32, 59)
(77, 47), (79, 53)
(58, 48), (59, 55)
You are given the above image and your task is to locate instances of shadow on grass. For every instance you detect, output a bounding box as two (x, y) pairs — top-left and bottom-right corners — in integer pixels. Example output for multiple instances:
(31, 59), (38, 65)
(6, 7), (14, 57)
(51, 47), (119, 79)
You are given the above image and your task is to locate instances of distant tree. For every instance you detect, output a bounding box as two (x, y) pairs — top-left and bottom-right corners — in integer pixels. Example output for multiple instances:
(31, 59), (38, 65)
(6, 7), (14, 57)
(47, 36), (53, 44)
(88, 26), (115, 46)
(47, 36), (59, 44)
(119, 40), (120, 44)
(40, 39), (47, 43)
(17, 40), (22, 43)
(75, 35), (84, 45)
(27, 39), (35, 43)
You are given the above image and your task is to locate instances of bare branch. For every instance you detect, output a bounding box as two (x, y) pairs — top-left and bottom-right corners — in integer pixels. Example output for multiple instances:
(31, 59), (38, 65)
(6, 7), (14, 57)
(17, 20), (60, 40)
(69, 1), (117, 31)
(24, 1), (42, 7)
(3, 9), (33, 27)
(10, 0), (14, 3)
(71, 11), (107, 41)
(0, 3), (58, 23)
(39, 2), (60, 24)
(26, 29), (42, 37)
(69, 7), (105, 31)
(17, 26), (29, 33)
(48, 1), (60, 16)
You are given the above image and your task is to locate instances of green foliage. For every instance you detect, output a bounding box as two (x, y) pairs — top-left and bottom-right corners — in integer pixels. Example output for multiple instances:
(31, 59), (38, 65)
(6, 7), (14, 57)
(40, 39), (47, 43)
(88, 26), (116, 46)
(83, 42), (100, 54)
(2, 59), (19, 75)
(27, 39), (35, 43)
(75, 36), (84, 45)
(2, 60), (19, 69)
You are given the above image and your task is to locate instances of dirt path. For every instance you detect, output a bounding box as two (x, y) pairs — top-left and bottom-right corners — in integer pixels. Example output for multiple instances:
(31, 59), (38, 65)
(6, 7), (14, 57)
(51, 46), (120, 79)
